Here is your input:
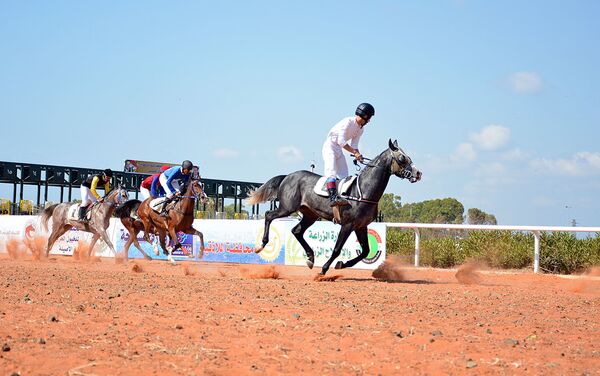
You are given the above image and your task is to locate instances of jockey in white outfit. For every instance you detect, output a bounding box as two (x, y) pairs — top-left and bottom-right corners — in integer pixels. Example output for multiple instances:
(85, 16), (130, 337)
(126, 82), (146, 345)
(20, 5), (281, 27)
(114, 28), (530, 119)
(321, 102), (374, 206)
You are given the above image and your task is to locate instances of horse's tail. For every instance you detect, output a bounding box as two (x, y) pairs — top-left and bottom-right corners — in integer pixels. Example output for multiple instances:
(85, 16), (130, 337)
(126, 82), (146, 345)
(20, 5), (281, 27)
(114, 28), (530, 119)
(40, 204), (59, 232)
(247, 175), (286, 205)
(114, 199), (141, 219)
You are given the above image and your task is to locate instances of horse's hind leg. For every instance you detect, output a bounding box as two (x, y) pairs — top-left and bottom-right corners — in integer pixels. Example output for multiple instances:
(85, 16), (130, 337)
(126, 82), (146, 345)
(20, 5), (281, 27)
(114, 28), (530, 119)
(256, 208), (295, 253)
(45, 225), (70, 257)
(321, 224), (354, 275)
(128, 220), (152, 260)
(291, 214), (318, 269)
(336, 227), (369, 270)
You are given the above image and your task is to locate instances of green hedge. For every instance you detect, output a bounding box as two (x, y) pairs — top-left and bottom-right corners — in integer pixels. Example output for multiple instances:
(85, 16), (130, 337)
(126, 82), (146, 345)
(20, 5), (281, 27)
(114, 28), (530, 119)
(386, 228), (600, 274)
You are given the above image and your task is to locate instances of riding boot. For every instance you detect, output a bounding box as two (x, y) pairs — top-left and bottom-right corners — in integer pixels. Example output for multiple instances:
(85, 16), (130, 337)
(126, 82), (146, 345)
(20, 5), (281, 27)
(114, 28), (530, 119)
(327, 188), (349, 207)
(78, 206), (88, 222)
(159, 199), (170, 217)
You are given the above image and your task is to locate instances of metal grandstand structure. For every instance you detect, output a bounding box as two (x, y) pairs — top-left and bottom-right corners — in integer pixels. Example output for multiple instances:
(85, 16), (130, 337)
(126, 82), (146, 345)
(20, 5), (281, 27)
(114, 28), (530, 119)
(0, 161), (267, 216)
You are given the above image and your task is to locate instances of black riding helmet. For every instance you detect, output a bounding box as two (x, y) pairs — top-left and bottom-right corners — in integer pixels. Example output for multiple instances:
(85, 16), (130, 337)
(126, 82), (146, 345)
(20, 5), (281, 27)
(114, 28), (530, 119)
(103, 169), (113, 178)
(355, 103), (375, 119)
(181, 160), (193, 170)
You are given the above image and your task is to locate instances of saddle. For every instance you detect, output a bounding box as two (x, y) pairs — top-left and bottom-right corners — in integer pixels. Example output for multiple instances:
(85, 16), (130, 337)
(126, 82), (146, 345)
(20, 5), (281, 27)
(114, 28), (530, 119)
(150, 197), (178, 214)
(67, 203), (92, 222)
(313, 175), (357, 198)
(150, 197), (167, 213)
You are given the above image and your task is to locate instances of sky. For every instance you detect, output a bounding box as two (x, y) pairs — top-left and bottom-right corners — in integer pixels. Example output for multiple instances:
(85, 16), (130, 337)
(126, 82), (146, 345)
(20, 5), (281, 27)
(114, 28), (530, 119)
(1, 1), (599, 226)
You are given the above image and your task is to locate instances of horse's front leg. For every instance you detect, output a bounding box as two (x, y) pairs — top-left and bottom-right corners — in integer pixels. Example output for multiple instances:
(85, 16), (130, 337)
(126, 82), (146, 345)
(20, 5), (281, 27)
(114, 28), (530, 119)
(321, 224), (354, 275)
(336, 226), (369, 270)
(182, 226), (204, 259)
(154, 230), (166, 254)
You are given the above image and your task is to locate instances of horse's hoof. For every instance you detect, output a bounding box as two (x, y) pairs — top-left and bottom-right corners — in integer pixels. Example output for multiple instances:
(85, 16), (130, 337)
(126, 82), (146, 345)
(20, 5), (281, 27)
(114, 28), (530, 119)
(334, 261), (344, 270)
(255, 246), (263, 254)
(306, 259), (314, 269)
(167, 255), (177, 265)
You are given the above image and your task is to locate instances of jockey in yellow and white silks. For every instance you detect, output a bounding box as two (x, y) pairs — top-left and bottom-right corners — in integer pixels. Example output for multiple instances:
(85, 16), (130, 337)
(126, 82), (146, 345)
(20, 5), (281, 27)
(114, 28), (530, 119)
(79, 169), (113, 221)
(321, 103), (374, 206)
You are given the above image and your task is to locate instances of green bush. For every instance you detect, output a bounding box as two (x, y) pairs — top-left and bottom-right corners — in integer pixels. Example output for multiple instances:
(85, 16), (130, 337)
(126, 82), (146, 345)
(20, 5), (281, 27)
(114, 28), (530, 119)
(384, 228), (599, 274)
(539, 232), (600, 274)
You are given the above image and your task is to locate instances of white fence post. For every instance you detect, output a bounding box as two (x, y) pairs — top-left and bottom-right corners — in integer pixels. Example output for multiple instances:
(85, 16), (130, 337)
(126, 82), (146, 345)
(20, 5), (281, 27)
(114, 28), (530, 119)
(533, 230), (541, 273)
(414, 228), (420, 267)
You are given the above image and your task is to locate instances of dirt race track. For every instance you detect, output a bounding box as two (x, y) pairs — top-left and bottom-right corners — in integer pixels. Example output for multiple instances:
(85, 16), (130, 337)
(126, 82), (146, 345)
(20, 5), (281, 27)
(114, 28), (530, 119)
(1, 251), (599, 375)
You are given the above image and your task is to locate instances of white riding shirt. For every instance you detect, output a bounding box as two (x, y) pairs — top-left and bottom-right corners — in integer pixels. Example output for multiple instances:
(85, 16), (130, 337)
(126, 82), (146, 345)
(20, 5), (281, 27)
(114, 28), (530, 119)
(322, 116), (364, 179)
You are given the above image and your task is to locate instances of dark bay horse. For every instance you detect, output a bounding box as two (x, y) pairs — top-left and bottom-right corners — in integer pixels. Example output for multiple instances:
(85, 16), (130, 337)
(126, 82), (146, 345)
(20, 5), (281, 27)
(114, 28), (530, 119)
(248, 139), (422, 275)
(137, 179), (208, 263)
(40, 186), (129, 257)
(113, 199), (156, 260)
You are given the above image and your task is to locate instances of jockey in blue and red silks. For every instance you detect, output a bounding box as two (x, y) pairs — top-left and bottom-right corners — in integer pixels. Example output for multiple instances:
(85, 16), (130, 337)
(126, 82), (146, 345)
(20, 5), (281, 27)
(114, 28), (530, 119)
(321, 102), (374, 207)
(158, 160), (193, 216)
(139, 165), (170, 200)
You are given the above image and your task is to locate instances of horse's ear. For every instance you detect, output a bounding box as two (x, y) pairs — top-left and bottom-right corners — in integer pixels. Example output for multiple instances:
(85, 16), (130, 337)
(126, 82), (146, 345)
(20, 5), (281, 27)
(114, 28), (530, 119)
(388, 139), (399, 151)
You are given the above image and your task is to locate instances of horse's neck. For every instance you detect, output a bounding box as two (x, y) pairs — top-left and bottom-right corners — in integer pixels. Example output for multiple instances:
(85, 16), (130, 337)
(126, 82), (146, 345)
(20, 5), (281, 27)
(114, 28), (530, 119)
(105, 191), (120, 205)
(356, 156), (392, 201)
(176, 185), (195, 213)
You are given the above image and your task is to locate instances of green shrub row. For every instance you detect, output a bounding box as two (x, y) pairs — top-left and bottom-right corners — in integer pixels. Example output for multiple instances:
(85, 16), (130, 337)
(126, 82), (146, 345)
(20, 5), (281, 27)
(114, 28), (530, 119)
(386, 228), (600, 274)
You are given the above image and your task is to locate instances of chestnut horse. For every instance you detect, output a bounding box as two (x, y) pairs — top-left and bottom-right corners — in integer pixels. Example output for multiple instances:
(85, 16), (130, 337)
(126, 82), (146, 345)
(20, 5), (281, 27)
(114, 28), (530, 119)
(137, 179), (208, 263)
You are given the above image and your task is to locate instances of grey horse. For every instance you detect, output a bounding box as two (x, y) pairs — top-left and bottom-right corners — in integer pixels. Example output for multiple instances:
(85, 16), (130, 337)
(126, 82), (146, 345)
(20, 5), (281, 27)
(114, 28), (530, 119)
(40, 185), (129, 257)
(248, 139), (422, 275)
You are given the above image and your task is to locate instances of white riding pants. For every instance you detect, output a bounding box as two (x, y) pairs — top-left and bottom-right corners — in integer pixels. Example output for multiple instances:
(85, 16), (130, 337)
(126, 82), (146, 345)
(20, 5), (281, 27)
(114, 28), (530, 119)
(159, 174), (180, 198)
(322, 141), (348, 179)
(80, 186), (98, 207)
(140, 187), (151, 200)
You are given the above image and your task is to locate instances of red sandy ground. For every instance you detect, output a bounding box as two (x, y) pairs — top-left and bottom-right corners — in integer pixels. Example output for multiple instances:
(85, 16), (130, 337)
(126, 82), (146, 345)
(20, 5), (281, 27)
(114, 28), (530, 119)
(0, 250), (599, 375)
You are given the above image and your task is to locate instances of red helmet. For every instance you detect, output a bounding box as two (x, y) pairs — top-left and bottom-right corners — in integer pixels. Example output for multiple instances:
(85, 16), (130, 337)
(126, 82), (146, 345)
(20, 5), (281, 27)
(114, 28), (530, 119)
(160, 165), (170, 172)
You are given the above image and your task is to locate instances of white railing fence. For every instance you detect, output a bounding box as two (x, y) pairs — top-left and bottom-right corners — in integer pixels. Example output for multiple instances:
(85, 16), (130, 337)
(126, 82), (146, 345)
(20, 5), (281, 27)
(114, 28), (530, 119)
(384, 223), (600, 273)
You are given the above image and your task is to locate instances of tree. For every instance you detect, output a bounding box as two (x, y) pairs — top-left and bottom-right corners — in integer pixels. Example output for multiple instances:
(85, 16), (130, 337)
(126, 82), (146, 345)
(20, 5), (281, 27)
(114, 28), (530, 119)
(467, 208), (497, 225)
(378, 193), (402, 221)
(398, 198), (464, 224)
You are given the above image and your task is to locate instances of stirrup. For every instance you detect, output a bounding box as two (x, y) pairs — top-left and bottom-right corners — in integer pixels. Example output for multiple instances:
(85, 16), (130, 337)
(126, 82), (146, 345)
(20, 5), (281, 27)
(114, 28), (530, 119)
(330, 196), (349, 207)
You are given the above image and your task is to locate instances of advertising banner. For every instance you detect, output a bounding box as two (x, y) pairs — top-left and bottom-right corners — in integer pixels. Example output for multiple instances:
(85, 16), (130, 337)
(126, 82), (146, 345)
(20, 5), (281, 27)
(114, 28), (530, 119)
(192, 219), (288, 265)
(1, 216), (386, 270)
(124, 160), (177, 174)
(284, 221), (386, 270)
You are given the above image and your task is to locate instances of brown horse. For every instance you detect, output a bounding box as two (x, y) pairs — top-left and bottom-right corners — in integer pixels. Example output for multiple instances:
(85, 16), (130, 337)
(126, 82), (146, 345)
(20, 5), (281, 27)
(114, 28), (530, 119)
(40, 185), (129, 257)
(137, 179), (208, 263)
(113, 200), (157, 260)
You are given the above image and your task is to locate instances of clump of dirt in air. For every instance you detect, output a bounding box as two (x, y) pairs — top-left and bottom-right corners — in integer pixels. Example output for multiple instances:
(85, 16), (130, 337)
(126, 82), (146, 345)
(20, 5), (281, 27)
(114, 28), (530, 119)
(314, 274), (342, 282)
(218, 270), (228, 278)
(5, 239), (26, 259)
(131, 262), (144, 273)
(570, 266), (600, 293)
(455, 260), (485, 285)
(240, 265), (280, 280)
(23, 236), (47, 261)
(183, 265), (195, 276)
(73, 241), (92, 262)
(372, 257), (405, 281)
(587, 267), (600, 277)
